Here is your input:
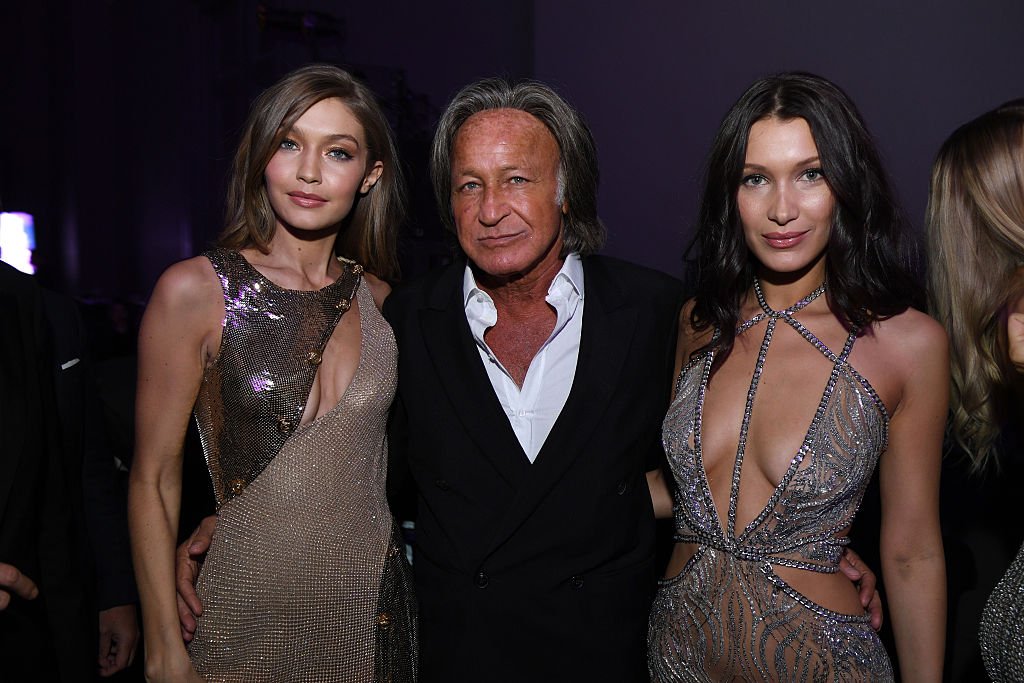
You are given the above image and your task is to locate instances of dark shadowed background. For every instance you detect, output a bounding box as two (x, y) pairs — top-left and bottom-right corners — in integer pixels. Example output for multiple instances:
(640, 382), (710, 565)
(2, 2), (1021, 680)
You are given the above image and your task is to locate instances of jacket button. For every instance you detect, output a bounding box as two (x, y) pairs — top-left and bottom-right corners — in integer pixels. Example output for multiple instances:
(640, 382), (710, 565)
(570, 575), (584, 589)
(435, 479), (451, 491)
(616, 480), (628, 495)
(474, 570), (489, 588)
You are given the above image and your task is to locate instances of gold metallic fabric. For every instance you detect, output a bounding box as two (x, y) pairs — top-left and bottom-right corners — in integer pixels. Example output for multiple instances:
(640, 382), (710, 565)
(188, 249), (417, 681)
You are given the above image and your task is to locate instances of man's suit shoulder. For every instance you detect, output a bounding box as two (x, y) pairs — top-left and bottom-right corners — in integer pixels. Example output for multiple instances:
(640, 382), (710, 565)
(384, 259), (462, 320)
(582, 255), (684, 307)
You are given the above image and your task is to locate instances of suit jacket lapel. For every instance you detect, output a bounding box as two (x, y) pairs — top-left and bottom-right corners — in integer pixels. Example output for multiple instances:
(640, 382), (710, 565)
(477, 257), (638, 560)
(419, 261), (530, 487)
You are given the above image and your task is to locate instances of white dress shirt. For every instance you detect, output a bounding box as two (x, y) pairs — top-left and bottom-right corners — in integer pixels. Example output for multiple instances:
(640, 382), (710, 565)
(463, 253), (584, 463)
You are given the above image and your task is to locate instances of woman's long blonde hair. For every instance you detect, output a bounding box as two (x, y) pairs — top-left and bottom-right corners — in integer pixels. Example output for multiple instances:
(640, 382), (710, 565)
(926, 101), (1024, 471)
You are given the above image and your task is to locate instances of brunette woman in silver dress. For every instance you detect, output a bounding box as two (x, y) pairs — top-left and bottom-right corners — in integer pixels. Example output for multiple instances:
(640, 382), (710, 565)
(647, 73), (947, 682)
(128, 65), (416, 682)
(926, 100), (1024, 682)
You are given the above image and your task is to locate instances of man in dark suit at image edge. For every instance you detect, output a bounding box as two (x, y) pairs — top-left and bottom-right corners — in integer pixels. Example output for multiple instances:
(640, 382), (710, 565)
(382, 79), (683, 681)
(0, 260), (96, 681)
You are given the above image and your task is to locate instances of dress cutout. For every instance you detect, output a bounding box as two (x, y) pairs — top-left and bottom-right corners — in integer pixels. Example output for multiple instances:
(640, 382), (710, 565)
(649, 283), (893, 682)
(188, 248), (417, 682)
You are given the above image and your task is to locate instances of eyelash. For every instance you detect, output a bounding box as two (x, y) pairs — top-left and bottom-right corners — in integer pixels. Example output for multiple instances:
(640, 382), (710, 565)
(327, 148), (353, 160)
(741, 168), (826, 186)
(278, 139), (353, 160)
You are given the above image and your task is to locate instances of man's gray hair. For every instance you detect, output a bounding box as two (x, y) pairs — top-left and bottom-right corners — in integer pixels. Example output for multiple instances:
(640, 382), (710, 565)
(430, 78), (606, 256)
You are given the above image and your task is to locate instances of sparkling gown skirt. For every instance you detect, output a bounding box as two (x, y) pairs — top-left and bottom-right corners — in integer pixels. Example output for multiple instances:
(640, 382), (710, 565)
(188, 404), (417, 682)
(648, 547), (892, 683)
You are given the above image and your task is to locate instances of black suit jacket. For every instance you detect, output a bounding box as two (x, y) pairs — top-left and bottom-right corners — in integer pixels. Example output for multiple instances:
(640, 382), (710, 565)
(386, 255), (683, 682)
(0, 263), (93, 682)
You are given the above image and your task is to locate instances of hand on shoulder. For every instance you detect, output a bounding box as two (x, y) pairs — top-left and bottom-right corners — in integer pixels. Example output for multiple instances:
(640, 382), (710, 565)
(1009, 269), (1024, 374)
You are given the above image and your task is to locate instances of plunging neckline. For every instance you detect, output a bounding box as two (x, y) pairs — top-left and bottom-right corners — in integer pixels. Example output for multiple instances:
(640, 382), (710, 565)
(691, 282), (854, 544)
(293, 278), (367, 433)
(224, 248), (366, 432)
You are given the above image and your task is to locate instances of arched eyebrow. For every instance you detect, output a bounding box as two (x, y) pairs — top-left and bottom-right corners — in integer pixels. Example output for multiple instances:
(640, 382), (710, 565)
(284, 124), (362, 149)
(743, 156), (821, 171)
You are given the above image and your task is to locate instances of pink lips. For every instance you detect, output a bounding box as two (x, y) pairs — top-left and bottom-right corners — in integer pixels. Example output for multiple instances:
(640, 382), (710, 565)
(287, 191), (327, 208)
(763, 231), (808, 249)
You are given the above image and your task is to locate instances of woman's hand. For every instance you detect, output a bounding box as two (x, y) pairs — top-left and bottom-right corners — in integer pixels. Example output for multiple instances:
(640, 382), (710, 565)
(1008, 292), (1024, 374)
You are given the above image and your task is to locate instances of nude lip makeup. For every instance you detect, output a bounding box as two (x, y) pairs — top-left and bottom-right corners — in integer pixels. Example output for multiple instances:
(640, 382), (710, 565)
(763, 231), (808, 249)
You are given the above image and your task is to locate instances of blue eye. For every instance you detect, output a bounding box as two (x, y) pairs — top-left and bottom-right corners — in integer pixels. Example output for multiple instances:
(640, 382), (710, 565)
(327, 148), (353, 160)
(802, 168), (825, 182)
(509, 176), (527, 184)
(742, 174), (768, 187)
(279, 139), (299, 150)
(458, 181), (480, 192)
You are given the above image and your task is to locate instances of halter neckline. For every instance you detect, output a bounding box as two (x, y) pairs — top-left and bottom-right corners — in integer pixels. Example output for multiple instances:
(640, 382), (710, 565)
(753, 279), (826, 318)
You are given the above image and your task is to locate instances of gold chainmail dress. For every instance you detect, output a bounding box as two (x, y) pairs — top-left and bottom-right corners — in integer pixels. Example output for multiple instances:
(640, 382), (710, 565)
(188, 248), (417, 682)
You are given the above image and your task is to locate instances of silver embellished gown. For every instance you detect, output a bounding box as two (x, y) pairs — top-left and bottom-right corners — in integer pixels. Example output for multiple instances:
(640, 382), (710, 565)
(649, 285), (894, 682)
(187, 249), (417, 682)
(979, 540), (1024, 680)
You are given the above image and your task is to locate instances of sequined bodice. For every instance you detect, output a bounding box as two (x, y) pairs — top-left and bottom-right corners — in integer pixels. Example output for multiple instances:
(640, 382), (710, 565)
(194, 248), (363, 507)
(664, 284), (889, 573)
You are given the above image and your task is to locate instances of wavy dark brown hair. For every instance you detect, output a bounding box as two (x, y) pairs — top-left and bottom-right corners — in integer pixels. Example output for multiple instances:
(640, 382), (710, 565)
(688, 72), (921, 362)
(219, 64), (404, 279)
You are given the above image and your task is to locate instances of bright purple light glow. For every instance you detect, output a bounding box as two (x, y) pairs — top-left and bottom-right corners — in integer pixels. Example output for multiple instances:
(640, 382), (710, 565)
(0, 212), (36, 274)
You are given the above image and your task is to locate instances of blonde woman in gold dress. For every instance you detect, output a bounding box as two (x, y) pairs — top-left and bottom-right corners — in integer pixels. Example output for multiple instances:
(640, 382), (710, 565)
(128, 65), (416, 682)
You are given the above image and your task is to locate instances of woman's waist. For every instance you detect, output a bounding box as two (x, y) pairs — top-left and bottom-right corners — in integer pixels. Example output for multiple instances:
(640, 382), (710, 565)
(672, 525), (848, 569)
(665, 541), (867, 619)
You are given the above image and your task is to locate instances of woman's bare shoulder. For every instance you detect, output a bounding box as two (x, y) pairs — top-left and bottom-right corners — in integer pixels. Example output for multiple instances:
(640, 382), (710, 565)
(677, 299), (714, 357)
(362, 272), (392, 312)
(146, 256), (223, 328)
(871, 307), (948, 362)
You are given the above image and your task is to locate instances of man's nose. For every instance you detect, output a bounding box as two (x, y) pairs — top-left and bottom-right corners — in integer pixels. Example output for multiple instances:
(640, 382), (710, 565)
(478, 185), (510, 226)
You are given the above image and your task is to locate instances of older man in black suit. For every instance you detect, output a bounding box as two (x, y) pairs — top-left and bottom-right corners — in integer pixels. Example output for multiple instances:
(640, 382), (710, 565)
(381, 79), (682, 681)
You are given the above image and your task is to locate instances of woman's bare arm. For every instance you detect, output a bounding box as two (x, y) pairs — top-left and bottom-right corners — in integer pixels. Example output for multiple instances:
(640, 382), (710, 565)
(877, 311), (948, 682)
(128, 257), (221, 682)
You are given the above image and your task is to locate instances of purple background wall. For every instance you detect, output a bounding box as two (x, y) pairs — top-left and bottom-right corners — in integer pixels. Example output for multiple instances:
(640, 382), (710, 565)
(534, 1), (1024, 276)
(3, 2), (1022, 295)
(1, 6), (1022, 678)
